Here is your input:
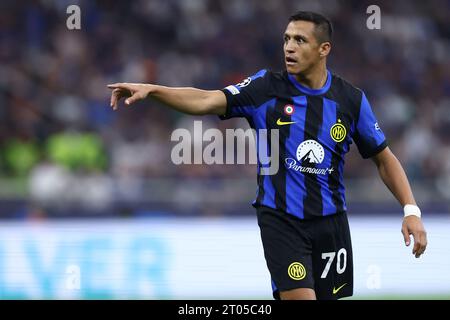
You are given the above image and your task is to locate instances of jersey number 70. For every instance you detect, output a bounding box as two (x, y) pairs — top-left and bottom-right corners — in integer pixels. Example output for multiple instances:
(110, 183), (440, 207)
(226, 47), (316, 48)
(321, 248), (347, 278)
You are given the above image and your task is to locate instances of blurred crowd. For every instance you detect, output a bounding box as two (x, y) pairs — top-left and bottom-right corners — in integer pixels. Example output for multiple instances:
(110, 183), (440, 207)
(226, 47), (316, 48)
(0, 0), (449, 217)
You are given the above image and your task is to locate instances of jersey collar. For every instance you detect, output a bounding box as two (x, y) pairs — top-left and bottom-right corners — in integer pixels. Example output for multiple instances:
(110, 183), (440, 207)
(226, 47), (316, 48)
(288, 70), (332, 95)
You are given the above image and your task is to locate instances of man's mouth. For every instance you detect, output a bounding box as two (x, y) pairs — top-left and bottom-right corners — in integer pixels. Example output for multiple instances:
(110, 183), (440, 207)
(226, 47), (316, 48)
(285, 56), (298, 66)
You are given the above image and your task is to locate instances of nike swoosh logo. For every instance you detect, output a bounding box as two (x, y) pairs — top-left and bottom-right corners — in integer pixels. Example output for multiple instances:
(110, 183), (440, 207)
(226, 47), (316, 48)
(276, 118), (296, 126)
(333, 283), (347, 295)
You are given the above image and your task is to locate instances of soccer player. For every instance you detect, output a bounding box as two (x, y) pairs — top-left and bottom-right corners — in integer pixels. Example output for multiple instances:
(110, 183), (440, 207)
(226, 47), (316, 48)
(107, 11), (427, 300)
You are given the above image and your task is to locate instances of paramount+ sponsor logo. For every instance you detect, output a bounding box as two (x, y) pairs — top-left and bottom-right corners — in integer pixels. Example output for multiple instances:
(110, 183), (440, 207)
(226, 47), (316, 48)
(285, 140), (334, 175)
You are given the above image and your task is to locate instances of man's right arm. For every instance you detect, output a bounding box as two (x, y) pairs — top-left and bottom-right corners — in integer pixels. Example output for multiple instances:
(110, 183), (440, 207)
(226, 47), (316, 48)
(107, 83), (227, 116)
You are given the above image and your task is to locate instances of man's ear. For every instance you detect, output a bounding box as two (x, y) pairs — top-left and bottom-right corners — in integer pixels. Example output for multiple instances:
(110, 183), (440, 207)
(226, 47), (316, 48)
(319, 42), (331, 58)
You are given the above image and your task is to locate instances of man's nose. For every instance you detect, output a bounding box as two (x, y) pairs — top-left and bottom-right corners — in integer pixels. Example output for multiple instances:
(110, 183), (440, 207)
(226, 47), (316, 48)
(286, 48), (295, 54)
(285, 41), (295, 53)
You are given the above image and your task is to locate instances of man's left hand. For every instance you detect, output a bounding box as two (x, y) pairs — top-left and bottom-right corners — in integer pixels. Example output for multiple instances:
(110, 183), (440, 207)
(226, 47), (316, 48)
(401, 216), (427, 258)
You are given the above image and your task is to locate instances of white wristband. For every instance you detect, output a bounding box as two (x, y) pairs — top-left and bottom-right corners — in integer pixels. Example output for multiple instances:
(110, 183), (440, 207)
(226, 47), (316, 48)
(404, 204), (421, 218)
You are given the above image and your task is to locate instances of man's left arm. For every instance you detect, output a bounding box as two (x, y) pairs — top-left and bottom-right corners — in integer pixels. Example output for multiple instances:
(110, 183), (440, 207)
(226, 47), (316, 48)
(371, 147), (427, 258)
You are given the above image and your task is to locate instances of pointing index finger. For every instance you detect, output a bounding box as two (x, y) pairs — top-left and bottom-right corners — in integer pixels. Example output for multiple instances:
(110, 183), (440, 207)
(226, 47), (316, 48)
(107, 83), (131, 89)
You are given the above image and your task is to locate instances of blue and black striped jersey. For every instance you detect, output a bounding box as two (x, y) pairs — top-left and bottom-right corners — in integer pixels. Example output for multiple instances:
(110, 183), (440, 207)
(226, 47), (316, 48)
(220, 69), (388, 219)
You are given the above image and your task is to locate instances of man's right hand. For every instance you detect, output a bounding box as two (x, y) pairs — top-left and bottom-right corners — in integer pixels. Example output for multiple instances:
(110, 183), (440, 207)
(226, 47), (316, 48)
(107, 83), (152, 110)
(107, 82), (226, 116)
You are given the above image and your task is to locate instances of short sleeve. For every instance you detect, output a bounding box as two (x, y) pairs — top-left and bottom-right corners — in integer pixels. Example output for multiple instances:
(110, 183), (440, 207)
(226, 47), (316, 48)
(219, 69), (268, 120)
(353, 92), (388, 158)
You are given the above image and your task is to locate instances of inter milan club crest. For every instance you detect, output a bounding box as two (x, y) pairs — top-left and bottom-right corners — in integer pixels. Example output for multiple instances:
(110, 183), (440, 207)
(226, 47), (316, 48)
(330, 119), (347, 142)
(284, 104), (295, 115)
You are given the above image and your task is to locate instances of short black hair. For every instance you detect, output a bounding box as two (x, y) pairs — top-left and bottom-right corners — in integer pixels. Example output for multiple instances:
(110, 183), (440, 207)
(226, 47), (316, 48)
(289, 11), (333, 44)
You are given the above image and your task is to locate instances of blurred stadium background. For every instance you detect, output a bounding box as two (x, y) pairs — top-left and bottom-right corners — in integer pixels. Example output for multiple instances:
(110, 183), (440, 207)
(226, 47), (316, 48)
(0, 0), (449, 299)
